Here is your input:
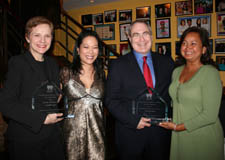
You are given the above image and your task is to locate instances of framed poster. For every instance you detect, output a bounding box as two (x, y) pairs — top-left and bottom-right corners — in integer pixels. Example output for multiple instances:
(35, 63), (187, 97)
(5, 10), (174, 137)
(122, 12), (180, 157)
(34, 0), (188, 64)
(194, 0), (213, 14)
(136, 6), (151, 19)
(215, 39), (225, 54)
(156, 18), (170, 39)
(155, 3), (171, 18)
(217, 13), (225, 35)
(120, 23), (131, 41)
(92, 13), (103, 25)
(82, 14), (92, 25)
(120, 43), (131, 55)
(104, 10), (117, 23)
(119, 9), (132, 23)
(104, 44), (117, 57)
(216, 56), (225, 71)
(155, 42), (171, 56)
(216, 0), (225, 12)
(177, 15), (211, 37)
(175, 1), (193, 16)
(94, 24), (115, 40)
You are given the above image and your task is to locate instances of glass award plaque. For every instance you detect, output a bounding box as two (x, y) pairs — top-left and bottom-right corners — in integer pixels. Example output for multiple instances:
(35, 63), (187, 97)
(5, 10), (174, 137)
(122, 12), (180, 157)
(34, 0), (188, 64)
(132, 87), (171, 125)
(63, 96), (75, 119)
(32, 81), (63, 114)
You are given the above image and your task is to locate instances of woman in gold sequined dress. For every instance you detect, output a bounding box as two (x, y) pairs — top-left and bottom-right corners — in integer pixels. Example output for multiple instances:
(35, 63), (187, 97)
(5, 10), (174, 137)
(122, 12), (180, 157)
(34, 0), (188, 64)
(60, 30), (105, 160)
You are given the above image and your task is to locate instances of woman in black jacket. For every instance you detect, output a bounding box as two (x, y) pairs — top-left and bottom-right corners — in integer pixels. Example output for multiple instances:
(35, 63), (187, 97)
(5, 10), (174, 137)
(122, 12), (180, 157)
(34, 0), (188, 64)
(0, 16), (64, 160)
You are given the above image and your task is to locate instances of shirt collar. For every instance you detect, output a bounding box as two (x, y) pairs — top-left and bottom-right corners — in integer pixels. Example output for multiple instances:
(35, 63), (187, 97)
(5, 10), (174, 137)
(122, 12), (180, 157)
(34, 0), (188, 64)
(133, 50), (152, 61)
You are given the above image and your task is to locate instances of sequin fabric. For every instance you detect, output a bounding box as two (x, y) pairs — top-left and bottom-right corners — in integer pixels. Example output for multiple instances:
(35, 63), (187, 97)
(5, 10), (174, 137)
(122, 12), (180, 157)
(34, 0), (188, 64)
(60, 67), (105, 160)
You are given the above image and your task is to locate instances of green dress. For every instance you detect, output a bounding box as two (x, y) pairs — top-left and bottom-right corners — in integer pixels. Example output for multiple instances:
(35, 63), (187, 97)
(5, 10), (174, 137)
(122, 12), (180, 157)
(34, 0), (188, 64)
(169, 65), (224, 160)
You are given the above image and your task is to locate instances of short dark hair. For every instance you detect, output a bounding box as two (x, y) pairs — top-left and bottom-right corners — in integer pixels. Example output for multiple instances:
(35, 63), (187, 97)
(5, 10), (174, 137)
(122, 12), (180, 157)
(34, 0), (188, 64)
(177, 26), (216, 66)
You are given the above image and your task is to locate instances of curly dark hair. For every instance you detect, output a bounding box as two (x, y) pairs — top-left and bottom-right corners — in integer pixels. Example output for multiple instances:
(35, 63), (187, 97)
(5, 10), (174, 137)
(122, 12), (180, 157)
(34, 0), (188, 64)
(176, 26), (216, 67)
(71, 30), (104, 79)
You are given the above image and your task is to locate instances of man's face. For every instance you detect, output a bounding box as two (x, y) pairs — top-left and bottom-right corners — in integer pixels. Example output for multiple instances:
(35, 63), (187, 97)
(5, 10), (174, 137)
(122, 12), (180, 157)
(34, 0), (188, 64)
(129, 22), (152, 55)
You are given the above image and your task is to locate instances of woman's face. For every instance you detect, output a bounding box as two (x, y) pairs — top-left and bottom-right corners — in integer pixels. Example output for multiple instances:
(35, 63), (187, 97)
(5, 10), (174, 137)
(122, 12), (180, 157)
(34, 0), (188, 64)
(26, 24), (52, 58)
(180, 32), (206, 64)
(77, 36), (99, 66)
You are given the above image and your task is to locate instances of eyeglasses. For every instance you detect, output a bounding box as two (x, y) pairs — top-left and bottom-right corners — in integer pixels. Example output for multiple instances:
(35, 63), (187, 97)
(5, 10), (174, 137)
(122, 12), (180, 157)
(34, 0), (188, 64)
(131, 31), (151, 39)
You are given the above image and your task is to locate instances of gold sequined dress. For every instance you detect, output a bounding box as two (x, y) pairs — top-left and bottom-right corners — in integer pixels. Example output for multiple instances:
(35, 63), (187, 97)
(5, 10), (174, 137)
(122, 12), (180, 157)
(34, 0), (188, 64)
(61, 67), (105, 160)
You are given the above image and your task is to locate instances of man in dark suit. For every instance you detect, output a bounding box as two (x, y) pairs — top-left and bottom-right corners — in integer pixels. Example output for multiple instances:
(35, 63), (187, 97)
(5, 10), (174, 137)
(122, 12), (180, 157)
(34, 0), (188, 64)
(105, 20), (174, 160)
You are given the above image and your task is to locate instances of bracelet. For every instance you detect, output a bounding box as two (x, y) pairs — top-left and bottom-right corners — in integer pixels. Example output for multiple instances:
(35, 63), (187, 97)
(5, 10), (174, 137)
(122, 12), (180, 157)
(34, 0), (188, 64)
(173, 124), (177, 131)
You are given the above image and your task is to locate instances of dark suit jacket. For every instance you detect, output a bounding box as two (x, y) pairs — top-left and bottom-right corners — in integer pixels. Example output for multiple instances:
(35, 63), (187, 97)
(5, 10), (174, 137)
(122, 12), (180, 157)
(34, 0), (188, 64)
(0, 51), (61, 141)
(105, 51), (174, 141)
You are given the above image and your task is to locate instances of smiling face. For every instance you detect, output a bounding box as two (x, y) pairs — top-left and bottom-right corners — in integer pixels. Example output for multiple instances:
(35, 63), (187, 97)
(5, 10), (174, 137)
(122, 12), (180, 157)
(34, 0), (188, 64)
(129, 22), (152, 55)
(180, 32), (206, 64)
(26, 24), (52, 60)
(77, 36), (99, 66)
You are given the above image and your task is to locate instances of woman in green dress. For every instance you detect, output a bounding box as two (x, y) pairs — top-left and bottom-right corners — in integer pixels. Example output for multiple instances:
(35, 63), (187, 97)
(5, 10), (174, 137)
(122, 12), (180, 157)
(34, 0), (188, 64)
(159, 26), (224, 160)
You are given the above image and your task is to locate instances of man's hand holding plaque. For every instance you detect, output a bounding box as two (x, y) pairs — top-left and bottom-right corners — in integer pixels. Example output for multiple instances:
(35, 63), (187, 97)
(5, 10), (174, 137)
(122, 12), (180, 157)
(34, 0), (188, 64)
(132, 87), (171, 125)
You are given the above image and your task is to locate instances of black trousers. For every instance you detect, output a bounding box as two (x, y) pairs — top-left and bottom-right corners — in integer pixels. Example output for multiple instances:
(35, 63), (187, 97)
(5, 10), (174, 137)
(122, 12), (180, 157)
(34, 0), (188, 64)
(7, 134), (65, 160)
(115, 125), (171, 160)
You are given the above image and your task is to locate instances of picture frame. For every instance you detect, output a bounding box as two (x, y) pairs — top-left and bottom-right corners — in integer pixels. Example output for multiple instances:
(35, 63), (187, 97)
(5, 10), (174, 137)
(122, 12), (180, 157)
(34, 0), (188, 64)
(194, 0), (213, 14)
(119, 23), (131, 42)
(215, 39), (225, 54)
(92, 13), (103, 25)
(217, 13), (225, 35)
(120, 43), (131, 55)
(84, 27), (92, 31)
(136, 6), (151, 19)
(216, 56), (225, 71)
(155, 42), (171, 56)
(177, 15), (211, 37)
(216, 0), (225, 12)
(156, 18), (170, 39)
(155, 3), (171, 18)
(175, 1), (193, 16)
(175, 41), (181, 56)
(82, 14), (93, 25)
(104, 10), (117, 23)
(104, 44), (117, 57)
(119, 9), (132, 23)
(94, 24), (115, 40)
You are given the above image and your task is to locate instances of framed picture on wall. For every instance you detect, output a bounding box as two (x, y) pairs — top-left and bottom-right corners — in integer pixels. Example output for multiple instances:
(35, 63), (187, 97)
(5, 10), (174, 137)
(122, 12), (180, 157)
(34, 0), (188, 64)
(104, 10), (117, 23)
(119, 9), (132, 23)
(215, 38), (225, 54)
(155, 42), (171, 56)
(216, 0), (225, 12)
(94, 24), (115, 40)
(194, 0), (213, 14)
(209, 39), (213, 54)
(175, 41), (181, 56)
(120, 23), (130, 41)
(92, 13), (103, 25)
(156, 18), (170, 39)
(120, 43), (131, 55)
(217, 13), (225, 35)
(216, 56), (225, 71)
(136, 6), (151, 19)
(105, 44), (117, 57)
(155, 3), (171, 18)
(177, 15), (211, 37)
(175, 1), (193, 16)
(82, 14), (93, 25)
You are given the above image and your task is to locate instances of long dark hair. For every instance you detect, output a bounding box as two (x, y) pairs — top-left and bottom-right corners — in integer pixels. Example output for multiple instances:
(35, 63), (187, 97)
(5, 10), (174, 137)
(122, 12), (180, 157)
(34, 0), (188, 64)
(71, 30), (104, 79)
(176, 26), (216, 67)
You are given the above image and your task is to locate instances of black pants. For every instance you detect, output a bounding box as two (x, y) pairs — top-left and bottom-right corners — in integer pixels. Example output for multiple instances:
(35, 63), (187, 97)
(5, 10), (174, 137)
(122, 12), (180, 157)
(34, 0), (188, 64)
(115, 125), (171, 160)
(8, 134), (65, 160)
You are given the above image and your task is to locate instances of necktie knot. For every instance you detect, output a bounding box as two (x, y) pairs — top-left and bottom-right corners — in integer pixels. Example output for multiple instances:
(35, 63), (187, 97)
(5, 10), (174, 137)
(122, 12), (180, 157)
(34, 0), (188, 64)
(143, 56), (147, 62)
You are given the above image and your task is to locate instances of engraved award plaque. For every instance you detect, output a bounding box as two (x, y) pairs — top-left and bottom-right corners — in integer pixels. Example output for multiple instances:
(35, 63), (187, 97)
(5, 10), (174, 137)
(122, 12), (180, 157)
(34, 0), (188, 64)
(32, 81), (63, 113)
(132, 87), (171, 125)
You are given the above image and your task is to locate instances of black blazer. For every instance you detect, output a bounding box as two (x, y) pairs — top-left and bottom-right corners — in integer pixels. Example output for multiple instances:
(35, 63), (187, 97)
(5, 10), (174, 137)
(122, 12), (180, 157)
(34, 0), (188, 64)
(0, 51), (61, 140)
(105, 52), (174, 129)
